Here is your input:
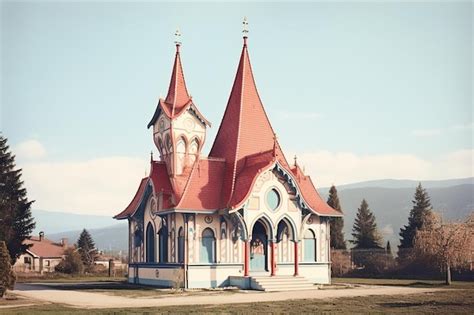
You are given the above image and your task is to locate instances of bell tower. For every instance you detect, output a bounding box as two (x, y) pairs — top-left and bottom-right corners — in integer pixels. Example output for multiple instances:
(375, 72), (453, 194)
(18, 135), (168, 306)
(148, 30), (210, 177)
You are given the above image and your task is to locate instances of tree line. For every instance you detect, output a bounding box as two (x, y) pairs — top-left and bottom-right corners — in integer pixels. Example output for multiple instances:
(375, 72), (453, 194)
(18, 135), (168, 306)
(328, 184), (473, 284)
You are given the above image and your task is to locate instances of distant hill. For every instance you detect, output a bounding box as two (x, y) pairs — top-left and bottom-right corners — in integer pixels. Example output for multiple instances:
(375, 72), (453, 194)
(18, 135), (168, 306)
(46, 224), (128, 252)
(319, 177), (473, 194)
(32, 209), (117, 234)
(320, 184), (474, 250)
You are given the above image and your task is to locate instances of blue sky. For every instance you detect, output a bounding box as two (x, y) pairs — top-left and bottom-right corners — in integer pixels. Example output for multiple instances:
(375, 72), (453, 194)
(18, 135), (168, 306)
(1, 1), (472, 215)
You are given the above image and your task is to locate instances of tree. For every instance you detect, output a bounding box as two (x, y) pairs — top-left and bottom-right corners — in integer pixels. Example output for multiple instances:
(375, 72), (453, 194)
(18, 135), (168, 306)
(399, 183), (433, 255)
(327, 185), (347, 249)
(414, 213), (473, 285)
(351, 199), (382, 249)
(0, 135), (36, 264)
(55, 248), (84, 274)
(76, 229), (97, 270)
(0, 241), (16, 297)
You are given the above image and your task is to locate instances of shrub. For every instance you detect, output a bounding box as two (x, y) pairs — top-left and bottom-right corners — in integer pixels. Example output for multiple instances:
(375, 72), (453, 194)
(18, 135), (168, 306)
(55, 248), (84, 274)
(0, 241), (16, 297)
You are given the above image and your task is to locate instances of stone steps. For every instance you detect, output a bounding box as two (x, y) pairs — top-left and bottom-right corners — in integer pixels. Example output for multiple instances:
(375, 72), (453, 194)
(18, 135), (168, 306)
(251, 275), (314, 292)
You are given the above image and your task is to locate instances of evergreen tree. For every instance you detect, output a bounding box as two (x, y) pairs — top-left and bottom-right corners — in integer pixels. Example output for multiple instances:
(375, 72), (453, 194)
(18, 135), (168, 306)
(0, 241), (16, 297)
(0, 135), (35, 264)
(351, 199), (382, 249)
(399, 183), (433, 251)
(76, 229), (97, 269)
(327, 185), (346, 249)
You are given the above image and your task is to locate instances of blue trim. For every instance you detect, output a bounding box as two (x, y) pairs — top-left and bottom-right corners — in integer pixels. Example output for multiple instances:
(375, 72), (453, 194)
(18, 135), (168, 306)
(147, 104), (162, 129)
(129, 263), (183, 268)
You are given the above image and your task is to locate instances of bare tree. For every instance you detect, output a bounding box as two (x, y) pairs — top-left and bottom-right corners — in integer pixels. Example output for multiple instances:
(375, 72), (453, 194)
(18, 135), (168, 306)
(414, 212), (474, 285)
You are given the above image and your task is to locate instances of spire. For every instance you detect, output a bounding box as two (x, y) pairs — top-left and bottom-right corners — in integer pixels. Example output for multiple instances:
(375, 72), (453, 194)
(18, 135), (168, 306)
(164, 28), (191, 116)
(209, 20), (280, 206)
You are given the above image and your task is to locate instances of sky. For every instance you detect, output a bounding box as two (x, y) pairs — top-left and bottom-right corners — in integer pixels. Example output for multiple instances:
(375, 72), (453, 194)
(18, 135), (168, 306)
(1, 1), (472, 216)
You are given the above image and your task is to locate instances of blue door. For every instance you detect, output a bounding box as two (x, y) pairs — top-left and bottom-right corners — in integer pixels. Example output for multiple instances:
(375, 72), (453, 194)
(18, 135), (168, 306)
(250, 235), (267, 271)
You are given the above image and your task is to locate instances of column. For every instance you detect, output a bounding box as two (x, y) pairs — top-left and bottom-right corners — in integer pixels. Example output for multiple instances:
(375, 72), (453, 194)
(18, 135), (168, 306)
(270, 240), (276, 276)
(244, 240), (250, 276)
(294, 241), (299, 276)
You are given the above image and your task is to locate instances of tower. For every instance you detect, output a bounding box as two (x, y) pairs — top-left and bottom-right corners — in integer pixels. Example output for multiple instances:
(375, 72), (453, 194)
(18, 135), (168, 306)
(148, 31), (210, 177)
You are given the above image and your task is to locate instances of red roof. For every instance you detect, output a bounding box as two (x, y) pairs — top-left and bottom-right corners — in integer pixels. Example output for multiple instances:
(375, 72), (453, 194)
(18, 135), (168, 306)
(115, 38), (342, 219)
(114, 177), (149, 219)
(209, 40), (278, 207)
(176, 158), (226, 210)
(162, 44), (191, 118)
(24, 237), (67, 258)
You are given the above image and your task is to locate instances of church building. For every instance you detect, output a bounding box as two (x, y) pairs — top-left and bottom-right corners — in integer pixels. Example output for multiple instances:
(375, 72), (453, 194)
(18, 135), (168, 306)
(114, 27), (343, 290)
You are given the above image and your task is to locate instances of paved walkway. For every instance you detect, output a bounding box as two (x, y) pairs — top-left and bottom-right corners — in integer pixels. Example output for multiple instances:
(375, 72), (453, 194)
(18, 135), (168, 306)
(12, 283), (443, 309)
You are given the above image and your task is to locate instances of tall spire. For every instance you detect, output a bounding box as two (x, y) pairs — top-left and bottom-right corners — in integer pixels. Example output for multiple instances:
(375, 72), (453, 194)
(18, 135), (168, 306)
(164, 28), (191, 116)
(209, 19), (280, 206)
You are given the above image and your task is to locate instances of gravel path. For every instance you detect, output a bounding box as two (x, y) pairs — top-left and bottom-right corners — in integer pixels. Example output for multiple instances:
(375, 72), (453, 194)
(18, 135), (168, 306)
(12, 283), (443, 309)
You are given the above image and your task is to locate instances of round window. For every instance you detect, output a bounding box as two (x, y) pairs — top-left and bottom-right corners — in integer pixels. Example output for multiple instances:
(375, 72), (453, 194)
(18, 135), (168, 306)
(267, 188), (281, 211)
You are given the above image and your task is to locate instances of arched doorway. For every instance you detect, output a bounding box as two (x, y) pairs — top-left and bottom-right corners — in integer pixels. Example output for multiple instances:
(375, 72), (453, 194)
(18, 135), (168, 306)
(250, 220), (269, 272)
(158, 222), (168, 263)
(146, 222), (155, 263)
(177, 227), (185, 263)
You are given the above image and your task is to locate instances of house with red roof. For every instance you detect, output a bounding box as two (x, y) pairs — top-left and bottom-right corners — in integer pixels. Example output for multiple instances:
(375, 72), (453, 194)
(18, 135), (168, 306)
(13, 232), (68, 273)
(114, 25), (343, 290)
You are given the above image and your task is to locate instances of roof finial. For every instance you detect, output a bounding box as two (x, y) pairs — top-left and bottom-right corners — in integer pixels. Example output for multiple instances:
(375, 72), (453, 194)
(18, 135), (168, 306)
(174, 28), (182, 52)
(294, 155), (298, 167)
(242, 17), (249, 46)
(150, 150), (154, 162)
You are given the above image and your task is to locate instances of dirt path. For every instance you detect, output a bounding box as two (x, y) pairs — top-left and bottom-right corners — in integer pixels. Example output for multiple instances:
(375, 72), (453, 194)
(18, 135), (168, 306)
(12, 283), (444, 309)
(13, 284), (441, 308)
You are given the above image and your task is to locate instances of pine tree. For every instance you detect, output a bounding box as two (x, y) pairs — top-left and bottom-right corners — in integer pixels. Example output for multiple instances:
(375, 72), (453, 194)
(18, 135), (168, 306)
(327, 185), (346, 249)
(351, 199), (382, 249)
(0, 135), (36, 264)
(0, 241), (16, 297)
(399, 183), (433, 251)
(76, 229), (97, 269)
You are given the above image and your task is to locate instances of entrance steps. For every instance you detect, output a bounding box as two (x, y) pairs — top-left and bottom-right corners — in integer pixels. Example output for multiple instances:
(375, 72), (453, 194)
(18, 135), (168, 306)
(250, 275), (314, 292)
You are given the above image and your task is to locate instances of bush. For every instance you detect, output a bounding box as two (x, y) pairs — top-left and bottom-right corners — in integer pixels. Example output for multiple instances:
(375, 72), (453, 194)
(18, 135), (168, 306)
(55, 248), (84, 274)
(350, 248), (396, 277)
(331, 249), (352, 277)
(0, 241), (16, 298)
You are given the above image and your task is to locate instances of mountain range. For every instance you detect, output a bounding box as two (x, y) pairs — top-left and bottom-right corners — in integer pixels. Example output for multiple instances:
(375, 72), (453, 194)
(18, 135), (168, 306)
(32, 177), (473, 253)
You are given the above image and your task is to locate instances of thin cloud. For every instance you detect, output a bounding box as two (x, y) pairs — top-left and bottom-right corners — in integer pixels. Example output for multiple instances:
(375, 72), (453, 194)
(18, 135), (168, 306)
(293, 149), (473, 187)
(411, 129), (441, 137)
(14, 139), (47, 160)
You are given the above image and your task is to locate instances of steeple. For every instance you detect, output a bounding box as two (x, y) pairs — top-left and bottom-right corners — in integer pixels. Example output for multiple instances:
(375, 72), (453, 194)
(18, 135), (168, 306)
(163, 29), (191, 116)
(210, 19), (282, 206)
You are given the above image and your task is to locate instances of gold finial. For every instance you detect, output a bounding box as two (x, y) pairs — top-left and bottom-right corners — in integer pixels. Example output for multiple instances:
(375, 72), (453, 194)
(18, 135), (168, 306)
(242, 17), (249, 37)
(174, 28), (182, 46)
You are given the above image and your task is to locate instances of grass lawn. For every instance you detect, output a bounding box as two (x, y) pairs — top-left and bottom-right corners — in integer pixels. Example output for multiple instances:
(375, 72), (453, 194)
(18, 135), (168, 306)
(2, 278), (473, 314)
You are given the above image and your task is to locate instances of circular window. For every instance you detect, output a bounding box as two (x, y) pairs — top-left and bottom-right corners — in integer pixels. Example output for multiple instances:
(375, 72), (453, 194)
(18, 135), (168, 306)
(266, 188), (281, 211)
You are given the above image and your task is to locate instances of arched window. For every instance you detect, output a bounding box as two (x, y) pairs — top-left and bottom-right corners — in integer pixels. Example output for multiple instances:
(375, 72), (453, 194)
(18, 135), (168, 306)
(146, 223), (155, 263)
(176, 137), (187, 173)
(165, 134), (172, 153)
(200, 228), (215, 263)
(304, 229), (316, 262)
(188, 138), (199, 165)
(178, 227), (185, 263)
(158, 224), (168, 263)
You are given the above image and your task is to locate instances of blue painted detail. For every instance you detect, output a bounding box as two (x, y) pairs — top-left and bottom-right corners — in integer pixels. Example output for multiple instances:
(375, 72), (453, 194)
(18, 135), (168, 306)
(267, 188), (280, 211)
(129, 263), (183, 268)
(147, 105), (162, 129)
(200, 228), (215, 263)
